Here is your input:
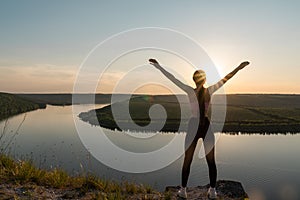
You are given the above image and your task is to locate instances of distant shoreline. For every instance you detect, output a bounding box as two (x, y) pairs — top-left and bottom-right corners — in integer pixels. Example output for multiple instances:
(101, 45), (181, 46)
(2, 93), (300, 134)
(16, 93), (300, 105)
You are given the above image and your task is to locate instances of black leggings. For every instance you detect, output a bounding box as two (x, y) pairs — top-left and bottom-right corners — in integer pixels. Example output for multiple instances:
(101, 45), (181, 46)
(181, 117), (217, 187)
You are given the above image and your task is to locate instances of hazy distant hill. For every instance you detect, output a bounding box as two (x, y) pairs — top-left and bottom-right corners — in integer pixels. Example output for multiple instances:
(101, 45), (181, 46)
(17, 93), (139, 106)
(0, 93), (46, 121)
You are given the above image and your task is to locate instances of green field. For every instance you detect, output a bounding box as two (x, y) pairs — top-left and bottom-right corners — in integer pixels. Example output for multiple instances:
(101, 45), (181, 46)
(79, 94), (300, 134)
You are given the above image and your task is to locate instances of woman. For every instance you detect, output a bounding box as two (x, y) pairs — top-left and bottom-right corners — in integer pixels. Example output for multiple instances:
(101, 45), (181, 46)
(149, 58), (249, 199)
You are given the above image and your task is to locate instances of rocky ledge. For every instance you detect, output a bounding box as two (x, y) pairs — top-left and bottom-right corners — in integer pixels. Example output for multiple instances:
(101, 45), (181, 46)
(165, 180), (248, 200)
(0, 180), (248, 199)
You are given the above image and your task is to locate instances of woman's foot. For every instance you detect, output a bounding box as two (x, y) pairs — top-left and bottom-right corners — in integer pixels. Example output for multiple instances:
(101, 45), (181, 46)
(207, 187), (217, 199)
(177, 186), (187, 199)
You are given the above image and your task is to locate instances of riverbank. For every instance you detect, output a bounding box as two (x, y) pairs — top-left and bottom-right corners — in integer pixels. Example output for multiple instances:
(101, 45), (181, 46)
(0, 93), (46, 121)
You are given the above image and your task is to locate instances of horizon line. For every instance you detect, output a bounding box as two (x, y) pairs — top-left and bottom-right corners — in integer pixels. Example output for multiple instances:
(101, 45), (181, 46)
(5, 92), (300, 96)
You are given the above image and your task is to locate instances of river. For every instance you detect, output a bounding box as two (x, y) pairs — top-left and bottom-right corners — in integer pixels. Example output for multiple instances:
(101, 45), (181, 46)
(0, 105), (299, 200)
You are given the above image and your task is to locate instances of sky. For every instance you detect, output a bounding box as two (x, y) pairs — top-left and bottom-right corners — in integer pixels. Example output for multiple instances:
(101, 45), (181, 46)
(0, 0), (299, 94)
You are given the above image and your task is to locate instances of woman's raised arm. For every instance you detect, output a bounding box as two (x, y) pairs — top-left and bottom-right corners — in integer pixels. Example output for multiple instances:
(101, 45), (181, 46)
(208, 61), (250, 94)
(149, 58), (192, 94)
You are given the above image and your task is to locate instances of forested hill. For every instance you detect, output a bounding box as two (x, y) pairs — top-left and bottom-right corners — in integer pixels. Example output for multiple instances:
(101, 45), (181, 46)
(0, 92), (46, 121)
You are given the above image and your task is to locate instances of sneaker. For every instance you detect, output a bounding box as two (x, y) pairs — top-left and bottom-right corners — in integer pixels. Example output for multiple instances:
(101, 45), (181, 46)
(177, 187), (187, 199)
(207, 187), (217, 199)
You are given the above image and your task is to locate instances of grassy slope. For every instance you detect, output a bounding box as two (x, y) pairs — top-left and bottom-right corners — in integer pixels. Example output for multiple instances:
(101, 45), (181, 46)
(0, 154), (247, 199)
(0, 93), (46, 121)
(79, 94), (300, 133)
(0, 154), (162, 199)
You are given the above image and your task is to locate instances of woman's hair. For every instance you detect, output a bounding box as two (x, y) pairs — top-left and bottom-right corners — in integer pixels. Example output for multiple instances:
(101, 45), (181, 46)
(193, 70), (206, 84)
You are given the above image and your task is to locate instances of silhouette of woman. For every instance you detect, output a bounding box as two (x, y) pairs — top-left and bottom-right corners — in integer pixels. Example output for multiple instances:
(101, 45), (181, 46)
(149, 58), (249, 199)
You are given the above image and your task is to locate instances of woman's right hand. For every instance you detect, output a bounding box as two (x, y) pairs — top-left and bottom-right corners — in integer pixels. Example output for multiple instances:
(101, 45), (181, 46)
(149, 58), (160, 67)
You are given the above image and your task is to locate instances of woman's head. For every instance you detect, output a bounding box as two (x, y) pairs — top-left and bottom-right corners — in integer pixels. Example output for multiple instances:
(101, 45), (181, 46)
(193, 70), (206, 86)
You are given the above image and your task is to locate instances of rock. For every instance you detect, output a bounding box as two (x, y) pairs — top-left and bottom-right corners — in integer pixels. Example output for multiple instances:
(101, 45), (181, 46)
(165, 180), (248, 200)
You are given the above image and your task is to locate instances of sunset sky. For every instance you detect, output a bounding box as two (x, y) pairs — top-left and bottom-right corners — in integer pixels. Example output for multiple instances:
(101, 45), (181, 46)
(0, 1), (299, 94)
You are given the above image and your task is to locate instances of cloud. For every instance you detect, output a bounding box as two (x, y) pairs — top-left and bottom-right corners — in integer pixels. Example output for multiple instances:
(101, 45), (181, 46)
(29, 64), (75, 79)
(0, 63), (77, 92)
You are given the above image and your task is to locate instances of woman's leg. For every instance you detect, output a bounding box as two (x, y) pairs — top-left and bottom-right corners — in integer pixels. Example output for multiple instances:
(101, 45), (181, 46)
(181, 118), (199, 187)
(203, 119), (217, 187)
(181, 139), (197, 187)
(205, 143), (217, 187)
